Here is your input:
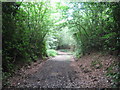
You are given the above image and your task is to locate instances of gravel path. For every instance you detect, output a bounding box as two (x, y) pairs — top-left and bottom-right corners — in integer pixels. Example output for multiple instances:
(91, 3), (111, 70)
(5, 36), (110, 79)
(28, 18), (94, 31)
(7, 51), (114, 88)
(15, 52), (80, 88)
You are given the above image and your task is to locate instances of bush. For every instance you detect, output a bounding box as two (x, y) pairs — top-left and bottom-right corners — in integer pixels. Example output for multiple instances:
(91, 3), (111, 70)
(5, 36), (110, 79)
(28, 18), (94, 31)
(47, 49), (58, 57)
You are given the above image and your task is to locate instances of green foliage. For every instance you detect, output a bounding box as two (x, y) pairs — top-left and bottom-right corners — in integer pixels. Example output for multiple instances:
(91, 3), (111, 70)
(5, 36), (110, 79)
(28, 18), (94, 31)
(46, 33), (58, 49)
(57, 27), (75, 48)
(66, 2), (120, 56)
(2, 2), (52, 74)
(106, 63), (120, 87)
(2, 2), (120, 87)
(2, 72), (11, 86)
(59, 49), (70, 52)
(47, 49), (58, 57)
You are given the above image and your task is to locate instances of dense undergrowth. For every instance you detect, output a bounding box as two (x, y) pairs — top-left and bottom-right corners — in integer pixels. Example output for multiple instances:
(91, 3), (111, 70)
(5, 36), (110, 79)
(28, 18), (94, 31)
(2, 2), (120, 87)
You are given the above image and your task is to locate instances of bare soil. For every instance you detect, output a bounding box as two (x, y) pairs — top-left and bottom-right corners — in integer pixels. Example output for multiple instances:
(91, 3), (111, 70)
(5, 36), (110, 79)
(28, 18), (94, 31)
(6, 51), (119, 88)
(72, 52), (119, 88)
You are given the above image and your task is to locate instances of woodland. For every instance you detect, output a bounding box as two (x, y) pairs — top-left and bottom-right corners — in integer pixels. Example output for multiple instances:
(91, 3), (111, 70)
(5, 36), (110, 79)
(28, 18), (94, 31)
(2, 1), (120, 87)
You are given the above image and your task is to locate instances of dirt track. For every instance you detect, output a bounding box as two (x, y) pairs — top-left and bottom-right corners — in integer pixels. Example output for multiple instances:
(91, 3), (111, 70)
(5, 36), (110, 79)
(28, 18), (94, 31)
(13, 52), (80, 88)
(7, 51), (114, 88)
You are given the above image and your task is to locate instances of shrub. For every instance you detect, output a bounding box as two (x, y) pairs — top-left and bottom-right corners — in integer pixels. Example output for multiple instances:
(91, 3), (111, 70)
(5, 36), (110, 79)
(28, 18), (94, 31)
(47, 49), (58, 57)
